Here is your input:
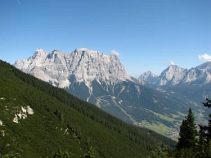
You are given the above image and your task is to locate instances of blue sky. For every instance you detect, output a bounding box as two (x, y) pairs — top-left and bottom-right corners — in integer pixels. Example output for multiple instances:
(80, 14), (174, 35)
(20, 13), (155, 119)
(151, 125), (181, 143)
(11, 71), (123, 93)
(0, 0), (211, 76)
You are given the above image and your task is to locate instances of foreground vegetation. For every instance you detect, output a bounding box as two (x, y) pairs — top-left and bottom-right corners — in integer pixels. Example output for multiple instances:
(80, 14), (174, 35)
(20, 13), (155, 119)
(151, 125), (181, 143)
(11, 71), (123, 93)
(153, 99), (211, 158)
(0, 60), (175, 157)
(173, 99), (211, 158)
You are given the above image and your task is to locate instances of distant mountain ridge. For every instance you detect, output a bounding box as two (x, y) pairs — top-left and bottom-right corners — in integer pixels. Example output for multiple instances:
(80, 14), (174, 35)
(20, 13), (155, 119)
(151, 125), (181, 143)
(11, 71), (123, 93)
(139, 63), (211, 104)
(14, 48), (210, 139)
(138, 71), (158, 85)
(139, 62), (211, 87)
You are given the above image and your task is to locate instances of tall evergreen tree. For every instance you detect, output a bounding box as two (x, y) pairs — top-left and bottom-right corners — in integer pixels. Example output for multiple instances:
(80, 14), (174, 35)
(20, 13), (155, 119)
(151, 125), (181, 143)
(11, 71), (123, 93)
(177, 108), (198, 150)
(202, 98), (211, 139)
(198, 98), (211, 157)
(195, 127), (208, 158)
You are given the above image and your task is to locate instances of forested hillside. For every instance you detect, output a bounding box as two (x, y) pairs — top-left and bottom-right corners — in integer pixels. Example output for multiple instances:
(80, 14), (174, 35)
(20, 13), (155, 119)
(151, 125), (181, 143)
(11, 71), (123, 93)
(0, 60), (175, 158)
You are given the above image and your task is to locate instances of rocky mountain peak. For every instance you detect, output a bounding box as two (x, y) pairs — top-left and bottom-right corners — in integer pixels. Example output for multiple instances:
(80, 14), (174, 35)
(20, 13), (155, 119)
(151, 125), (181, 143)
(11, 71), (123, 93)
(196, 62), (211, 71)
(14, 48), (131, 88)
(138, 71), (158, 85)
(183, 62), (211, 84)
(159, 65), (187, 86)
(142, 71), (155, 77)
(139, 62), (211, 87)
(32, 48), (48, 59)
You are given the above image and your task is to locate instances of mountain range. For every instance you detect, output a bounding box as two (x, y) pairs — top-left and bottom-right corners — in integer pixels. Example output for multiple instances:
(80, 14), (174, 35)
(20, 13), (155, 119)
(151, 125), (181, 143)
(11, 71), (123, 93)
(139, 63), (211, 103)
(139, 63), (211, 87)
(14, 48), (211, 139)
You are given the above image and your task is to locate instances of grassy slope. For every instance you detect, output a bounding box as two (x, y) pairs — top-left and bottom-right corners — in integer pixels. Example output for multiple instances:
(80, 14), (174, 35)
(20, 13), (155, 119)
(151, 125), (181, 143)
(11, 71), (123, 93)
(0, 60), (175, 158)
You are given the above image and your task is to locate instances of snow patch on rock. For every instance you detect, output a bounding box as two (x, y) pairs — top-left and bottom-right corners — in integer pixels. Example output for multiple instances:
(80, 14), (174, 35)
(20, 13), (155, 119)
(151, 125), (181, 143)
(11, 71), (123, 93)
(1, 130), (5, 137)
(13, 106), (34, 124)
(0, 97), (5, 100)
(21, 107), (27, 113)
(0, 120), (3, 126)
(27, 106), (34, 115)
(13, 115), (19, 123)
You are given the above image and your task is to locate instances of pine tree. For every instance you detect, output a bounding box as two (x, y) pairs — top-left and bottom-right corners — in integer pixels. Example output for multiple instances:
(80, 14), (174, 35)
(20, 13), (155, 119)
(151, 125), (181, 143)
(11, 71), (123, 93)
(196, 127), (207, 158)
(198, 98), (211, 157)
(202, 98), (211, 139)
(177, 108), (198, 150)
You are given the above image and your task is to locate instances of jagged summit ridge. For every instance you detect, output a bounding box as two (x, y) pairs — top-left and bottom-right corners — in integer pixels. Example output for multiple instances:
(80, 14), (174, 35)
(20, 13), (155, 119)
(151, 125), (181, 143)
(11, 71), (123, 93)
(138, 62), (211, 86)
(15, 48), (131, 88)
(138, 71), (158, 85)
(159, 65), (188, 86)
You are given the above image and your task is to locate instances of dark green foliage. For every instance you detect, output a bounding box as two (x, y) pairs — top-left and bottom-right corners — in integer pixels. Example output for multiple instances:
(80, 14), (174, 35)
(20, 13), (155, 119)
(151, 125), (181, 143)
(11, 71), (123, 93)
(198, 128), (207, 154)
(203, 98), (211, 108)
(197, 98), (211, 158)
(172, 100), (211, 158)
(173, 108), (198, 158)
(150, 144), (170, 158)
(0, 60), (175, 157)
(53, 148), (70, 158)
(202, 98), (211, 139)
(174, 148), (198, 158)
(194, 127), (211, 158)
(84, 145), (95, 158)
(1, 152), (21, 158)
(177, 108), (198, 150)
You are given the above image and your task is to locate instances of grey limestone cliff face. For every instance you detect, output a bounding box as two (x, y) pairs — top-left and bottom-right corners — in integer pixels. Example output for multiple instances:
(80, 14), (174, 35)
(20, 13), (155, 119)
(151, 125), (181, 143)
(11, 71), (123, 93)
(15, 48), (131, 89)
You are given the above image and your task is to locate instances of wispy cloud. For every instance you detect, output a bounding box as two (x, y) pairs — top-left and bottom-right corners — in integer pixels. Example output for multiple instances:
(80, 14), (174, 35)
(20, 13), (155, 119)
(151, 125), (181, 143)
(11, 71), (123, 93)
(198, 53), (211, 62)
(170, 61), (176, 65)
(111, 49), (120, 57)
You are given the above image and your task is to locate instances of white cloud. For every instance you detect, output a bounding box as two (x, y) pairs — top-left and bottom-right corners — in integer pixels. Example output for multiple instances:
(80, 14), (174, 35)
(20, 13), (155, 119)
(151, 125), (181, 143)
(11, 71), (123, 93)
(111, 50), (120, 57)
(198, 53), (211, 62)
(170, 61), (176, 65)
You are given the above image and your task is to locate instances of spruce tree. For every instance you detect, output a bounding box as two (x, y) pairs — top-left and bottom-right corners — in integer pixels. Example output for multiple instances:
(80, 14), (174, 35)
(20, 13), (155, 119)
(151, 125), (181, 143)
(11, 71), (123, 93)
(202, 98), (211, 139)
(196, 127), (207, 158)
(177, 108), (198, 150)
(198, 98), (211, 157)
